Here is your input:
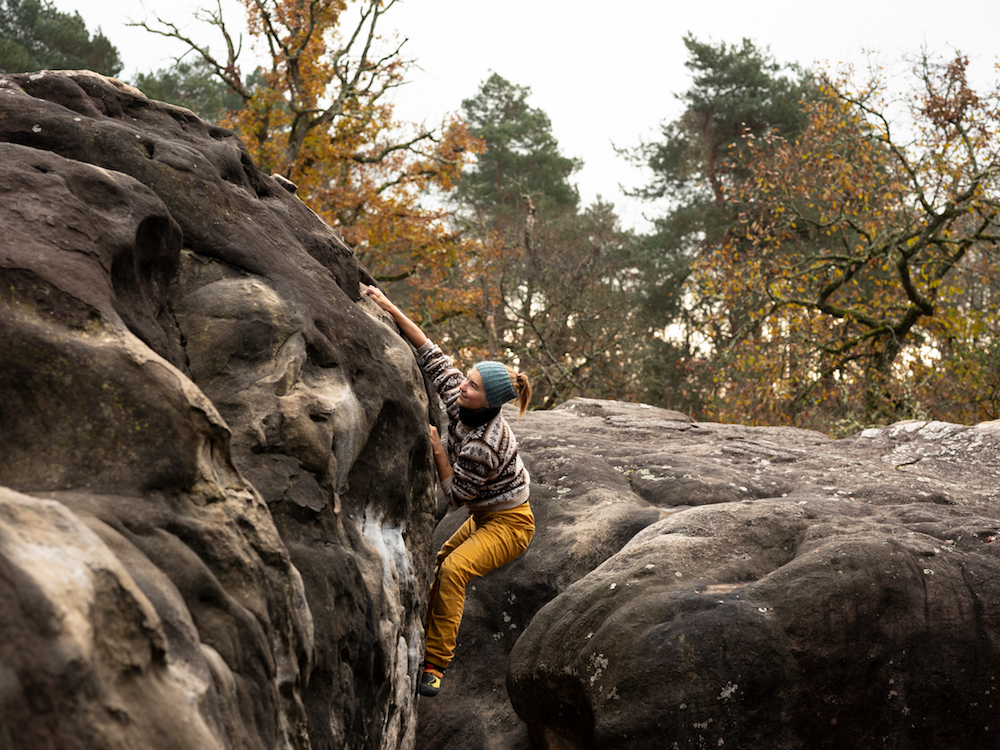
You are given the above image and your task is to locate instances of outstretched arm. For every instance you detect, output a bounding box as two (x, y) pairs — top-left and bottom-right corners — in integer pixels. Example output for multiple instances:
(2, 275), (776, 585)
(363, 285), (428, 349)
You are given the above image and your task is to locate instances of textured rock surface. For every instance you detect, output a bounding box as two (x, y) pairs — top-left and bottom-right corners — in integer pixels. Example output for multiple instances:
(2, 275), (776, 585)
(0, 70), (436, 750)
(419, 399), (1000, 750)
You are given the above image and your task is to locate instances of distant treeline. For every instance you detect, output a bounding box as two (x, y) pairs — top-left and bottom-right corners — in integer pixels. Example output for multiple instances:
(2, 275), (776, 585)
(5, 0), (999, 434)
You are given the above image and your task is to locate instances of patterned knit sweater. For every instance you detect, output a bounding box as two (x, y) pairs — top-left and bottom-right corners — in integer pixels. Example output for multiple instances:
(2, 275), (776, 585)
(417, 341), (530, 513)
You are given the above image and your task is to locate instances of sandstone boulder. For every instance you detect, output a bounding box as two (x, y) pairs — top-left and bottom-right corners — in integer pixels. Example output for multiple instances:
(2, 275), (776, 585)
(0, 70), (436, 750)
(418, 400), (1000, 750)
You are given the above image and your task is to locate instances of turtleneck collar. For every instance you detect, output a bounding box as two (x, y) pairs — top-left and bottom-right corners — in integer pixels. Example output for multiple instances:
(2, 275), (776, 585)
(459, 406), (500, 427)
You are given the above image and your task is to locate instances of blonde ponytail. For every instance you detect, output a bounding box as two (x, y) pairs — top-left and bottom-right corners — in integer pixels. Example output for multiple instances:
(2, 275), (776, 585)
(506, 366), (532, 417)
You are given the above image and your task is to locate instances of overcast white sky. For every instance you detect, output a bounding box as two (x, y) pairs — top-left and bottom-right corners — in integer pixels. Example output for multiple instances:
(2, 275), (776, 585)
(51, 0), (1000, 232)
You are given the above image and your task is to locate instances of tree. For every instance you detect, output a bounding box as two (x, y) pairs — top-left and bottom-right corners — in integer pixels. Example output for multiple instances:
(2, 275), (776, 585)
(134, 0), (482, 296)
(692, 53), (1000, 430)
(490, 199), (643, 408)
(457, 72), (581, 223)
(0, 0), (122, 75)
(132, 57), (244, 124)
(624, 36), (814, 416)
(633, 36), (811, 212)
(421, 73), (642, 408)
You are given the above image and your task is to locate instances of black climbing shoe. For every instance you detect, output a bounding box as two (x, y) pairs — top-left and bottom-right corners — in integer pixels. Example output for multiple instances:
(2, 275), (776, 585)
(418, 663), (444, 697)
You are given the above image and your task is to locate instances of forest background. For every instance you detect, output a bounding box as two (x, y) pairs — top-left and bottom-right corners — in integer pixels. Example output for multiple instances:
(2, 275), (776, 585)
(3, 0), (1000, 436)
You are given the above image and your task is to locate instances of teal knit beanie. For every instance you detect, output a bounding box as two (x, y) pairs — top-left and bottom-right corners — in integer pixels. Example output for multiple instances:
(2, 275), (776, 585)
(474, 361), (516, 408)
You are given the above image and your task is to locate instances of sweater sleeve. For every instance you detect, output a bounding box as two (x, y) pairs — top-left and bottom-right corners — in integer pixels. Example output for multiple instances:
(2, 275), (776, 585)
(416, 340), (465, 420)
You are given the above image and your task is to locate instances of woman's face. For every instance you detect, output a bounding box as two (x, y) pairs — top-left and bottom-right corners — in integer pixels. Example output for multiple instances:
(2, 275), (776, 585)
(457, 367), (487, 411)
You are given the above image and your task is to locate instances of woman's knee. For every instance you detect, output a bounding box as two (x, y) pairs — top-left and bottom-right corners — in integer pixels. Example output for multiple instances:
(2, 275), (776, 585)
(514, 524), (534, 555)
(437, 554), (472, 588)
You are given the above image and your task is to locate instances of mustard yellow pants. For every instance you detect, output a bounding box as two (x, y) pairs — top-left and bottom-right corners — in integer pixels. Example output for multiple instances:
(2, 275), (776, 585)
(423, 502), (535, 670)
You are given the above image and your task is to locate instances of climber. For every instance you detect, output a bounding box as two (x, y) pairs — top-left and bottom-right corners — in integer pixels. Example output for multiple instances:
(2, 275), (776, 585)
(363, 285), (535, 698)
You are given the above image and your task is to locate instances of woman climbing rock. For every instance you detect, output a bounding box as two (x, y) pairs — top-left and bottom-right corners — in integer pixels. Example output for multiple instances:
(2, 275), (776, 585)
(364, 285), (535, 697)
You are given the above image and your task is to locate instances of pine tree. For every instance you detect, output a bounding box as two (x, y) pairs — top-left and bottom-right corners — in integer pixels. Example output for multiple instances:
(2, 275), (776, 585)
(457, 72), (580, 226)
(427, 73), (642, 408)
(0, 0), (122, 76)
(625, 35), (814, 416)
(132, 58), (244, 124)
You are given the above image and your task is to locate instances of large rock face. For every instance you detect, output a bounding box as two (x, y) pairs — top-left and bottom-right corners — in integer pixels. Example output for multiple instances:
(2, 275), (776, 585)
(418, 400), (1000, 750)
(0, 70), (437, 749)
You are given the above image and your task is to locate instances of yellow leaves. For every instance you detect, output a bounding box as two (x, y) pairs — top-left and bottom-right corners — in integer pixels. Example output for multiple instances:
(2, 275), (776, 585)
(692, 52), (1000, 430)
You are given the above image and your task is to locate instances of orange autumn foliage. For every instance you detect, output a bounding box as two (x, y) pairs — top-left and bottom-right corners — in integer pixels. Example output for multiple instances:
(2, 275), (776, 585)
(157, 0), (484, 304)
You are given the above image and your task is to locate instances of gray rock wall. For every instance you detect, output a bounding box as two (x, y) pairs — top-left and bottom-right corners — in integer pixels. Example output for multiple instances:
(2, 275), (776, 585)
(0, 70), (436, 750)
